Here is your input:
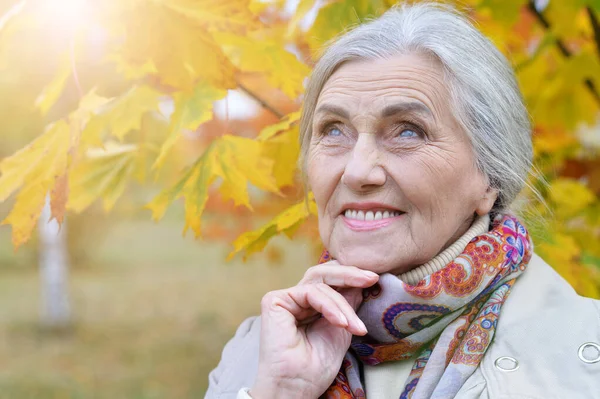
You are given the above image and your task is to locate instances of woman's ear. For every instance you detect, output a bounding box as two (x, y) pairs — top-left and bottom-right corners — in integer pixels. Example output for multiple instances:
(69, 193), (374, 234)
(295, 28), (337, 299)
(475, 186), (499, 216)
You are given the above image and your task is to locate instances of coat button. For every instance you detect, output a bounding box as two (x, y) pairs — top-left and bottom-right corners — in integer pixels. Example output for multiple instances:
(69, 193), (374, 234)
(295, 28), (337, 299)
(494, 356), (519, 372)
(578, 342), (600, 364)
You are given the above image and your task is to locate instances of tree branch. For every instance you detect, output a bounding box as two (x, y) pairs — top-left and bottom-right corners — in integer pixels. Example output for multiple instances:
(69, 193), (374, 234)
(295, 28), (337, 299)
(236, 81), (285, 119)
(527, 1), (600, 105)
(587, 6), (600, 61)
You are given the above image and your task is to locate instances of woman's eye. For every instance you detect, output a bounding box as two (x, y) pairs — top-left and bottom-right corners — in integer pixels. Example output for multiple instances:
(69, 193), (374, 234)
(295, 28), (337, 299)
(398, 129), (418, 138)
(326, 126), (342, 137)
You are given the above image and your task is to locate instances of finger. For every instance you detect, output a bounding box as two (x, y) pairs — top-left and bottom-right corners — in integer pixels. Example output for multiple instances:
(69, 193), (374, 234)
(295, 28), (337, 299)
(315, 284), (367, 336)
(338, 287), (365, 311)
(263, 286), (349, 328)
(301, 264), (379, 288)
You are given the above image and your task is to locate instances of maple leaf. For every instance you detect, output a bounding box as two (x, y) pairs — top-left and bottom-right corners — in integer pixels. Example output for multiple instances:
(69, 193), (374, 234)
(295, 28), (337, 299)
(307, 0), (385, 52)
(115, 1), (237, 90)
(257, 111), (301, 141)
(549, 178), (597, 218)
(479, 0), (527, 26)
(0, 120), (71, 248)
(287, 0), (317, 37)
(258, 111), (301, 187)
(228, 194), (317, 260)
(153, 83), (227, 171)
(147, 135), (279, 237)
(35, 52), (71, 116)
(213, 31), (310, 98)
(82, 85), (162, 146)
(68, 142), (139, 213)
(159, 0), (263, 33)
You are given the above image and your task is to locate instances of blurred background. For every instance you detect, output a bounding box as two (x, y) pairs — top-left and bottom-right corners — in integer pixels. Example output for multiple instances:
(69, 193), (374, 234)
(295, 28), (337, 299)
(0, 0), (599, 397)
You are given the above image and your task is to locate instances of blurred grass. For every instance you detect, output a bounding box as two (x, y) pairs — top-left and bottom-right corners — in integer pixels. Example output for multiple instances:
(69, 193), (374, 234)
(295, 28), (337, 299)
(0, 211), (313, 399)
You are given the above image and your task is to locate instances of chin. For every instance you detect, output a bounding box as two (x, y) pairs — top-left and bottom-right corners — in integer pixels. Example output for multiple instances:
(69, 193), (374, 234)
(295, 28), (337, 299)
(333, 245), (410, 275)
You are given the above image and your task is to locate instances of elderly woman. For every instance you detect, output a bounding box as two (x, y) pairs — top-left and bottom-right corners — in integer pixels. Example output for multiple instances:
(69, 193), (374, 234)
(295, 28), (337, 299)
(206, 2), (600, 398)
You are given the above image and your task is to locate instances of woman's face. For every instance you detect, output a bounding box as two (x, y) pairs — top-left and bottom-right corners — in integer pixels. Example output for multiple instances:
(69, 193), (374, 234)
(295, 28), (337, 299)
(307, 53), (497, 275)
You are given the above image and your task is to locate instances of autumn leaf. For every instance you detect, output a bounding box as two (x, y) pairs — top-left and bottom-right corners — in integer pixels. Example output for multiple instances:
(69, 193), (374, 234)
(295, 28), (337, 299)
(115, 1), (237, 89)
(0, 120), (71, 248)
(307, 0), (385, 51)
(258, 111), (301, 187)
(153, 83), (227, 171)
(81, 85), (162, 146)
(479, 0), (527, 26)
(68, 142), (139, 213)
(35, 52), (71, 116)
(160, 0), (263, 33)
(228, 194), (317, 260)
(257, 111), (301, 141)
(287, 0), (317, 37)
(213, 31), (311, 98)
(549, 178), (596, 218)
(147, 135), (279, 237)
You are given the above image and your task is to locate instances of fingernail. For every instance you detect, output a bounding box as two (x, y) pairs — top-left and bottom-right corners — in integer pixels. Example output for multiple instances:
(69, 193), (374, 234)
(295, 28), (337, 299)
(339, 312), (348, 326)
(357, 319), (367, 334)
(361, 270), (378, 279)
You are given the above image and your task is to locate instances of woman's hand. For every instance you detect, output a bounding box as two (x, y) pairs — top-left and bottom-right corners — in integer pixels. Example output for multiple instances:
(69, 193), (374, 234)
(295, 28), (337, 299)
(249, 262), (379, 399)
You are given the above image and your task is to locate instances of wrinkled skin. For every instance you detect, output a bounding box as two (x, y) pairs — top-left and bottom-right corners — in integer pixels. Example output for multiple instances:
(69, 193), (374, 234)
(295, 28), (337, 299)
(250, 53), (498, 398)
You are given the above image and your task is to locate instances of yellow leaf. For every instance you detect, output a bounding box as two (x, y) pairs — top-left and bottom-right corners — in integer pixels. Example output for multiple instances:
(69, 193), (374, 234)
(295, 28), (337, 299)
(153, 83), (227, 171)
(50, 173), (69, 225)
(478, 0), (527, 26)
(287, 0), (317, 37)
(538, 231), (600, 298)
(257, 111), (301, 187)
(0, 121), (71, 248)
(215, 135), (280, 207)
(82, 86), (161, 144)
(307, 0), (384, 52)
(117, 2), (236, 89)
(533, 50), (600, 129)
(213, 32), (310, 98)
(67, 142), (138, 213)
(159, 0), (263, 33)
(545, 1), (588, 39)
(257, 111), (301, 141)
(147, 135), (279, 237)
(228, 194), (317, 260)
(549, 178), (596, 218)
(35, 52), (71, 116)
(261, 126), (300, 187)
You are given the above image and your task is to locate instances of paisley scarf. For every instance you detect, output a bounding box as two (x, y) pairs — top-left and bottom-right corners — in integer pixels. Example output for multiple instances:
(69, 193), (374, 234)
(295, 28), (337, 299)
(321, 214), (532, 399)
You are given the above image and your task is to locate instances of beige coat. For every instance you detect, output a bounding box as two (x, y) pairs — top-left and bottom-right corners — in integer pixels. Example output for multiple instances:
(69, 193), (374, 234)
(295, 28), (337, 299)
(205, 254), (600, 398)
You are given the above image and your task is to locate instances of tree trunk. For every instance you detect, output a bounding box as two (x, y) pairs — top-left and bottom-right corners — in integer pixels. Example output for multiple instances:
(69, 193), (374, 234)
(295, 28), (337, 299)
(38, 195), (71, 329)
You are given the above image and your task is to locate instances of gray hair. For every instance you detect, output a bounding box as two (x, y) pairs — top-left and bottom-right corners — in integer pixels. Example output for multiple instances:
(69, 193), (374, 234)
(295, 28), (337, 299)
(299, 1), (534, 215)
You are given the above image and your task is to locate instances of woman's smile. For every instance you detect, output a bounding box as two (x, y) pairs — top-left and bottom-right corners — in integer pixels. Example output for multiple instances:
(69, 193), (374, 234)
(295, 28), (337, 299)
(340, 204), (405, 232)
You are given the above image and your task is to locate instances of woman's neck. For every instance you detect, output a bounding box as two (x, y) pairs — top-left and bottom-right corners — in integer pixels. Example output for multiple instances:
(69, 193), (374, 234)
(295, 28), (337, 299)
(398, 214), (490, 285)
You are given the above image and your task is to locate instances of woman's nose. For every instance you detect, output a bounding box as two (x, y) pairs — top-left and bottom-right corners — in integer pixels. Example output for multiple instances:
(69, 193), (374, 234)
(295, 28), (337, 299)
(342, 133), (386, 191)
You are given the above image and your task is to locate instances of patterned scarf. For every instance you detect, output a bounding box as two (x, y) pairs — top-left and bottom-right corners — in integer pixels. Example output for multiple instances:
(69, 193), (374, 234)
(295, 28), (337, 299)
(320, 214), (532, 399)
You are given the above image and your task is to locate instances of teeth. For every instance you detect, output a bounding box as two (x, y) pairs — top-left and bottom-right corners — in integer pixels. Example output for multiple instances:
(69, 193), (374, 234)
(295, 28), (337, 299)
(343, 209), (401, 221)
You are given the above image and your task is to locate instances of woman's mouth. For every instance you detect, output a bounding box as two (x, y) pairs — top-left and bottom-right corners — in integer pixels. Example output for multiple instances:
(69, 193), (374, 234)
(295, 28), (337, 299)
(341, 209), (404, 231)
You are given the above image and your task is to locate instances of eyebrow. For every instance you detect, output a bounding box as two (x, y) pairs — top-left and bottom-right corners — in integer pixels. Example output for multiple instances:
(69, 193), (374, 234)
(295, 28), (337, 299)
(314, 102), (432, 120)
(314, 104), (350, 119)
(381, 102), (432, 118)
